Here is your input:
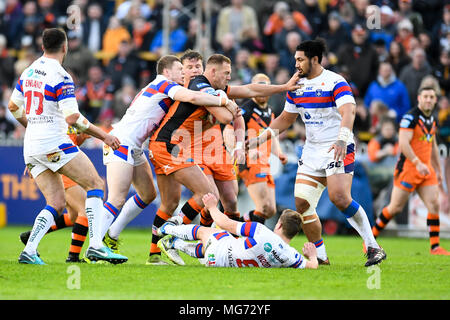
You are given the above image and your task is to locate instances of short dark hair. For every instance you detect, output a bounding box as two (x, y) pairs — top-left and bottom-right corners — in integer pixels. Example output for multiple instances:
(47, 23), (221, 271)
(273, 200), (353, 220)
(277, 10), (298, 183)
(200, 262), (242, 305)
(279, 209), (302, 240)
(180, 49), (203, 64)
(296, 38), (327, 64)
(156, 55), (181, 75)
(206, 54), (231, 66)
(418, 86), (437, 95)
(42, 28), (67, 53)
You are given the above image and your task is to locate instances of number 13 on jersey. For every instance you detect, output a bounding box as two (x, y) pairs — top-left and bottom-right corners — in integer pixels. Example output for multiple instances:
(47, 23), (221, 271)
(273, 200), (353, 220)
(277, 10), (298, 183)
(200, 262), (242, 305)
(24, 91), (44, 115)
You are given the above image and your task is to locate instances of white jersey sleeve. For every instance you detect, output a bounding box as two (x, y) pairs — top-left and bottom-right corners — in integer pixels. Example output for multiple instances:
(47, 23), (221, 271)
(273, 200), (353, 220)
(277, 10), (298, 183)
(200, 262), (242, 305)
(331, 75), (356, 108)
(11, 79), (25, 107)
(283, 90), (299, 113)
(55, 72), (79, 114)
(111, 75), (182, 147)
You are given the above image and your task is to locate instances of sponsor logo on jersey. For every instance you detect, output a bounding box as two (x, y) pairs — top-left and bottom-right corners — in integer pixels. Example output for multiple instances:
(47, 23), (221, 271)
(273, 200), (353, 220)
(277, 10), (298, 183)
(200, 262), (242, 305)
(196, 82), (210, 89)
(46, 152), (61, 163)
(35, 69), (47, 77)
(207, 253), (216, 266)
(256, 254), (271, 268)
(263, 243), (272, 252)
(269, 249), (286, 264)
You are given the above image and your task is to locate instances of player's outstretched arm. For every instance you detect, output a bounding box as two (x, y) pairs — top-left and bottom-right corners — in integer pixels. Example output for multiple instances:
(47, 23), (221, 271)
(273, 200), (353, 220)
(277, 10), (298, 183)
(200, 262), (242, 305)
(173, 87), (231, 109)
(247, 111), (298, 150)
(202, 193), (238, 233)
(232, 114), (246, 164)
(227, 71), (301, 99)
(65, 112), (120, 150)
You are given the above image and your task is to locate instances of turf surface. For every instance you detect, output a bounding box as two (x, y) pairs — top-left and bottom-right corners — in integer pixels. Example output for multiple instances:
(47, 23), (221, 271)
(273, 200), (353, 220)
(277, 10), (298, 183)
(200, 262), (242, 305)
(0, 226), (449, 300)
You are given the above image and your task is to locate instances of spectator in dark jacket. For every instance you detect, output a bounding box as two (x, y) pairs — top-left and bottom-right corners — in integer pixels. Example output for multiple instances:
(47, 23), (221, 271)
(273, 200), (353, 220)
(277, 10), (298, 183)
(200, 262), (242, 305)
(319, 11), (351, 54)
(82, 2), (108, 53)
(107, 39), (147, 91)
(337, 24), (379, 97)
(399, 47), (432, 107)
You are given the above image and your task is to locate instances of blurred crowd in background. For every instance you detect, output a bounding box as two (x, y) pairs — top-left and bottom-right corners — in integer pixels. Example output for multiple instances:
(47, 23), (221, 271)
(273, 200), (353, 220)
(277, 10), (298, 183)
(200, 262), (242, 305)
(0, 0), (449, 212)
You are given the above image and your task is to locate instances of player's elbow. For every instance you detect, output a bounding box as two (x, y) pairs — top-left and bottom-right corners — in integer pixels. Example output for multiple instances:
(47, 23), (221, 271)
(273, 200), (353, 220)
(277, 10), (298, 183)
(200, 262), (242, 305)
(65, 113), (80, 126)
(216, 111), (233, 124)
(7, 100), (18, 113)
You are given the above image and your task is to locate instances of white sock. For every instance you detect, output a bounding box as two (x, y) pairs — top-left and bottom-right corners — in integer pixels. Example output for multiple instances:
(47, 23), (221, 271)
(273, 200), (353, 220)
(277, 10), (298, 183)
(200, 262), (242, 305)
(100, 201), (120, 239)
(86, 189), (106, 249)
(24, 207), (56, 255)
(163, 224), (201, 241)
(314, 239), (328, 261)
(173, 239), (204, 258)
(346, 205), (379, 249)
(108, 194), (147, 240)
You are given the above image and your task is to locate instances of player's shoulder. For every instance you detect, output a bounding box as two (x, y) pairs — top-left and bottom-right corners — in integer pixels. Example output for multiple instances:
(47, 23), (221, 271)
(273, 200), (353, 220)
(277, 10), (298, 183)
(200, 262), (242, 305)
(399, 108), (419, 128)
(324, 69), (347, 86)
(240, 98), (257, 112)
(189, 75), (213, 92)
(153, 74), (179, 87)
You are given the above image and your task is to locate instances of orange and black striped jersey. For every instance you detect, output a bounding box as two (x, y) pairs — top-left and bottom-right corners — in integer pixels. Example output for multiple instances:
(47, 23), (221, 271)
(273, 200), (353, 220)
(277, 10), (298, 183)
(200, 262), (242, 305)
(151, 75), (226, 159)
(241, 99), (275, 164)
(396, 107), (436, 173)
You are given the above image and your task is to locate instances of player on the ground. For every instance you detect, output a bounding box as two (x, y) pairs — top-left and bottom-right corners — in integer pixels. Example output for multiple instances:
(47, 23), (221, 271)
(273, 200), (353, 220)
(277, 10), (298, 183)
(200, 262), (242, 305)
(247, 39), (386, 267)
(99, 54), (240, 254)
(8, 27), (127, 264)
(372, 86), (450, 255)
(238, 73), (288, 225)
(147, 53), (301, 265)
(156, 193), (318, 269)
(19, 126), (91, 263)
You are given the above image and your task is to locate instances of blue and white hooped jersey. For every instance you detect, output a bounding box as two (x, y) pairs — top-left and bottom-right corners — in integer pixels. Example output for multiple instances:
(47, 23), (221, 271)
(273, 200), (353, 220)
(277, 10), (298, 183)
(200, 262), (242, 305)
(11, 56), (76, 156)
(213, 222), (306, 269)
(112, 75), (182, 147)
(284, 69), (356, 144)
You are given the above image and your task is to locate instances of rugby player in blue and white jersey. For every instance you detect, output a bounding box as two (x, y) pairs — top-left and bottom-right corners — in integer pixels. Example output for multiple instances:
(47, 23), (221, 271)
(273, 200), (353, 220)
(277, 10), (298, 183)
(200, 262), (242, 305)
(157, 193), (319, 269)
(8, 28), (126, 264)
(247, 39), (386, 267)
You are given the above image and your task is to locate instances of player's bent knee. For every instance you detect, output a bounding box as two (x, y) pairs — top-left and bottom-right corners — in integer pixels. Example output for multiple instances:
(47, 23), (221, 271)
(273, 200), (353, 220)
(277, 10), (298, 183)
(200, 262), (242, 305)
(49, 201), (66, 215)
(295, 177), (325, 211)
(261, 203), (276, 218)
(300, 206), (319, 224)
(140, 188), (157, 205)
(294, 176), (325, 225)
(295, 197), (310, 213)
(329, 193), (351, 211)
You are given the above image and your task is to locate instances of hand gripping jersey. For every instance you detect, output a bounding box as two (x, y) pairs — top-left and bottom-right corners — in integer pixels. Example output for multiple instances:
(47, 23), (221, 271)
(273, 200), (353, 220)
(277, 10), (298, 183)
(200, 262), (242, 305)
(283, 69), (356, 145)
(111, 75), (181, 147)
(205, 222), (306, 269)
(151, 75), (223, 161)
(10, 56), (77, 157)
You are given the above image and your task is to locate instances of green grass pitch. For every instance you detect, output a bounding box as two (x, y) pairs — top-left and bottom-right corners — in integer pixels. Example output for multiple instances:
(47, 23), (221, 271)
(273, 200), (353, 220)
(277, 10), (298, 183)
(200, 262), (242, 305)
(0, 226), (449, 300)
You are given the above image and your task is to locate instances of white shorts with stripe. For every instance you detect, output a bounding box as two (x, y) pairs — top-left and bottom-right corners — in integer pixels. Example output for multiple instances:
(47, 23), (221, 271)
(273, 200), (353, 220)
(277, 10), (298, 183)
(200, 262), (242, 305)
(297, 140), (356, 178)
(24, 142), (80, 178)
